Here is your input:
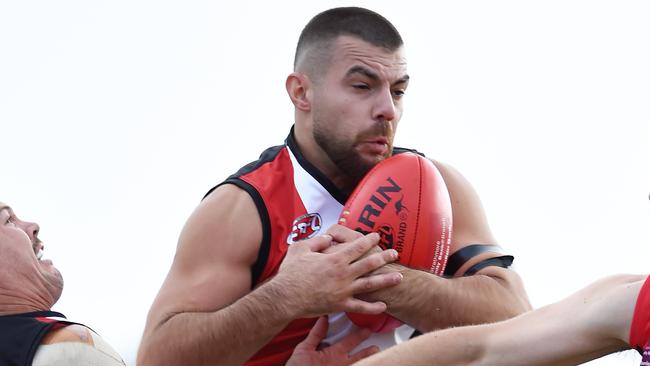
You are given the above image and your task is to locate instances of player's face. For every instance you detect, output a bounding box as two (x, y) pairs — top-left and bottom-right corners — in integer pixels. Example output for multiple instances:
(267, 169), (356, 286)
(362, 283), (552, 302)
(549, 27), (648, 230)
(0, 202), (63, 308)
(311, 36), (409, 184)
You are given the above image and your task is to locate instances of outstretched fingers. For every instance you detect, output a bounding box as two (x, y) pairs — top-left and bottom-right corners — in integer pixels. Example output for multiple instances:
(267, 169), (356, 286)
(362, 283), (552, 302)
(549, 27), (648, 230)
(304, 234), (334, 253)
(350, 271), (403, 294)
(326, 224), (364, 244)
(349, 247), (399, 278)
(333, 327), (373, 352)
(300, 316), (329, 349)
(335, 233), (380, 263)
(331, 327), (379, 363)
(342, 297), (387, 315)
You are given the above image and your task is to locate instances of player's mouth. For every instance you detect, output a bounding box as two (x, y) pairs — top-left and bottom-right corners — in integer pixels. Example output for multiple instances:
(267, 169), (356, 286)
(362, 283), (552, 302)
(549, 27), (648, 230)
(360, 137), (390, 155)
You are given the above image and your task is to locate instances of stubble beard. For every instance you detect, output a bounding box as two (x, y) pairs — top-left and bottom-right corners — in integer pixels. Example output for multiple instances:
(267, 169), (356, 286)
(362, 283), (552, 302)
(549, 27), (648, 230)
(312, 118), (394, 189)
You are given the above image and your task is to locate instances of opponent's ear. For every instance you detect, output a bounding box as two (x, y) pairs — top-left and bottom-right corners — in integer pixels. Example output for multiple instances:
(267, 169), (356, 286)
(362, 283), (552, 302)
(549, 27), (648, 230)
(286, 72), (311, 112)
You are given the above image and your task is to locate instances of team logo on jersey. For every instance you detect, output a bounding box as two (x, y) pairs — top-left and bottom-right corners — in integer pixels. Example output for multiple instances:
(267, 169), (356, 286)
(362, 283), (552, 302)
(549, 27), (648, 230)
(287, 213), (322, 244)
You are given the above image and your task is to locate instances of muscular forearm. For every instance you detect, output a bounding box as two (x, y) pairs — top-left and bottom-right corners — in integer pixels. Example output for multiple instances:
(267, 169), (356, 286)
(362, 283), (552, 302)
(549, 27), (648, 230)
(359, 275), (642, 366)
(138, 280), (298, 366)
(371, 265), (531, 331)
(356, 305), (617, 366)
(354, 324), (486, 366)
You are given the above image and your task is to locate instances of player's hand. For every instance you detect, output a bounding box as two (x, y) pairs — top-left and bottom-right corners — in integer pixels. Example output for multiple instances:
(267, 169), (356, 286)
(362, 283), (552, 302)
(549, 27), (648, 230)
(354, 262), (409, 305)
(275, 227), (403, 318)
(321, 225), (382, 257)
(286, 316), (379, 366)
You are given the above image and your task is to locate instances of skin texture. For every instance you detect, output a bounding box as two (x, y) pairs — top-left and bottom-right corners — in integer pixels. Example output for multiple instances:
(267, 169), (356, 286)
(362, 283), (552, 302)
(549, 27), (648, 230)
(353, 160), (532, 332)
(140, 34), (530, 365)
(286, 316), (381, 366)
(289, 36), (408, 193)
(353, 274), (646, 366)
(41, 324), (94, 345)
(0, 202), (126, 365)
(0, 202), (63, 315)
(137, 185), (402, 366)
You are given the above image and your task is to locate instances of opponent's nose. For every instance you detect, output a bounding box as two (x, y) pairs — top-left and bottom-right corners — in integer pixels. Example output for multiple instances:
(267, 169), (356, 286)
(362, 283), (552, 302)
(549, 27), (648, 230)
(22, 221), (40, 244)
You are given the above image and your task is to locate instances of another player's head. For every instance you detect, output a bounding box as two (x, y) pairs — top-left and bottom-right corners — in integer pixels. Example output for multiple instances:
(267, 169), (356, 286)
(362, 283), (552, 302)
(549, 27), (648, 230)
(0, 202), (63, 312)
(287, 7), (409, 187)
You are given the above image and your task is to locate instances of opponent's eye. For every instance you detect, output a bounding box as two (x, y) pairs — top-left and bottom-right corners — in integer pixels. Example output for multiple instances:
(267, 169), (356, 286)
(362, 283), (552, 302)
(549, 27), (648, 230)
(352, 84), (370, 90)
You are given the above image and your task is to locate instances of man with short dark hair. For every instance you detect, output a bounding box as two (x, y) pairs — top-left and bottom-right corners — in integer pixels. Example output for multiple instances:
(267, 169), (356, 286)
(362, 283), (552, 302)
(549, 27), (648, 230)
(0, 202), (125, 366)
(138, 7), (531, 366)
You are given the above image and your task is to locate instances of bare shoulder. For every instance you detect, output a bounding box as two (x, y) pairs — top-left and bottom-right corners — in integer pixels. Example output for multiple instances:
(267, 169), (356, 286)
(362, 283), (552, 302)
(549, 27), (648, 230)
(41, 324), (94, 345)
(143, 183), (263, 333)
(174, 183), (262, 269)
(36, 325), (126, 365)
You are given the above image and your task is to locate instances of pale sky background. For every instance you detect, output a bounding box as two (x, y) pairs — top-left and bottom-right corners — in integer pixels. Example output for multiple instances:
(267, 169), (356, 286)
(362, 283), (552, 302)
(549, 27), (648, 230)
(1, 1), (649, 365)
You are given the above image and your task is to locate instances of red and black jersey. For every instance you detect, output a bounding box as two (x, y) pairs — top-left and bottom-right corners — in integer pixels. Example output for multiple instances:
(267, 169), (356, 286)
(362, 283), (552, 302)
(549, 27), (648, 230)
(630, 276), (650, 364)
(205, 127), (422, 365)
(0, 311), (81, 366)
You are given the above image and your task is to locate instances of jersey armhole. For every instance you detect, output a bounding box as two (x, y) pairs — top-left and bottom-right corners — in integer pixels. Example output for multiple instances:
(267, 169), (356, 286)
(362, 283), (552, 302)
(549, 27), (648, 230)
(208, 179), (271, 288)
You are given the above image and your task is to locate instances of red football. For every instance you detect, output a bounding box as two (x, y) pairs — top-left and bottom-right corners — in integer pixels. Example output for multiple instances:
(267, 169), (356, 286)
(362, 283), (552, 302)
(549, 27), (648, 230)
(338, 152), (453, 332)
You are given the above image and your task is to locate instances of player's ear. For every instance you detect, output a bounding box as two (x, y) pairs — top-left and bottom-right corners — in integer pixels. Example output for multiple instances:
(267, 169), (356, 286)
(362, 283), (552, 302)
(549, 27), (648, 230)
(286, 72), (311, 112)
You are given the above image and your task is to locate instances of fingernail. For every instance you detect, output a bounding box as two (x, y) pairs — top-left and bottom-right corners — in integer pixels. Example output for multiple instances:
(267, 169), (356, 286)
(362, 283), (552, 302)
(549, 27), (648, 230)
(395, 272), (403, 282)
(390, 249), (399, 259)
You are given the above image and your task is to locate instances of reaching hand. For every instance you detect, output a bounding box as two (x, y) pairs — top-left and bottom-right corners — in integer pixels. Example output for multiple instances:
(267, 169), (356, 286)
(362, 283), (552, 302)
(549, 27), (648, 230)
(286, 316), (379, 366)
(274, 225), (403, 318)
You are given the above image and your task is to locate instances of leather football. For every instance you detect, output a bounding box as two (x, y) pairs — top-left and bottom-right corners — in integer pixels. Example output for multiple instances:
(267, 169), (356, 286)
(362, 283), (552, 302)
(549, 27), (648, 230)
(339, 152), (453, 332)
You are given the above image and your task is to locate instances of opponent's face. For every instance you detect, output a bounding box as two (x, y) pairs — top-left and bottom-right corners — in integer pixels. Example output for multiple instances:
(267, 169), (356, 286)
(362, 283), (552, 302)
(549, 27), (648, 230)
(0, 202), (63, 309)
(311, 36), (409, 184)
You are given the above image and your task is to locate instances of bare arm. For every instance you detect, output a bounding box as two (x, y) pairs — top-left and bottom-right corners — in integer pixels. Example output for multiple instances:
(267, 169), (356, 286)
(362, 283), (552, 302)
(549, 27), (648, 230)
(362, 160), (531, 331)
(137, 185), (402, 366)
(355, 274), (646, 366)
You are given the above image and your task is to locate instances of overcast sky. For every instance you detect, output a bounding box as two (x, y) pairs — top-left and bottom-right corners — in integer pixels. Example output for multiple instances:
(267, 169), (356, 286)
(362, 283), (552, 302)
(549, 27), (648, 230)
(1, 1), (649, 365)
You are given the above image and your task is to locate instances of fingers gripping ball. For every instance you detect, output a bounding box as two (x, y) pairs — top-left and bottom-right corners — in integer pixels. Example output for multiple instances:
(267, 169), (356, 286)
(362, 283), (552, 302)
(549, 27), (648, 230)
(338, 152), (453, 333)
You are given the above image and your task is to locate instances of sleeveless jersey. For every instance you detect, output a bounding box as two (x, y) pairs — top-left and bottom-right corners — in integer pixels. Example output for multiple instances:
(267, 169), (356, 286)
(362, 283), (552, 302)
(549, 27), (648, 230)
(206, 127), (423, 366)
(0, 311), (81, 366)
(630, 276), (650, 364)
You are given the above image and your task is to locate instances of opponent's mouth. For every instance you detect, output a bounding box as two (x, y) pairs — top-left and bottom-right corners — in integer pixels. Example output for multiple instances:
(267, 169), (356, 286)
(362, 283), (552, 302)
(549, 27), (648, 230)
(34, 244), (43, 260)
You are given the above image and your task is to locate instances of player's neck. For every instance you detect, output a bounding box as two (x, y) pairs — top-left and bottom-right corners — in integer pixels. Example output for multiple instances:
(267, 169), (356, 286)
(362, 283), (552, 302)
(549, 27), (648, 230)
(293, 126), (355, 193)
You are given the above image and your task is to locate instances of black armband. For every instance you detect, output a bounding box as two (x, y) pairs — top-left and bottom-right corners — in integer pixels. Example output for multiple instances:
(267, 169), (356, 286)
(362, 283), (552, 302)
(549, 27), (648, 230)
(444, 244), (514, 276)
(463, 255), (514, 276)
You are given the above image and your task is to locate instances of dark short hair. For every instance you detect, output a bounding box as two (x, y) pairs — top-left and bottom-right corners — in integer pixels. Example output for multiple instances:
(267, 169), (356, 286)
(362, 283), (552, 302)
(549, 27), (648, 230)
(294, 7), (403, 71)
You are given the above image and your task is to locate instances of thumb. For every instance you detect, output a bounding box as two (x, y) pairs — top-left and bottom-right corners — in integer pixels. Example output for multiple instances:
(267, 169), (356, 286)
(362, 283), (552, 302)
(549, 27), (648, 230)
(300, 316), (329, 350)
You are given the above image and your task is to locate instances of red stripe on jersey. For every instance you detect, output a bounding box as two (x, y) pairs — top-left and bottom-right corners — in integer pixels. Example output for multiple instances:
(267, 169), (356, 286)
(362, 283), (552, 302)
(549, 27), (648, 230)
(630, 276), (650, 349)
(34, 317), (57, 324)
(239, 147), (318, 366)
(35, 316), (73, 331)
(240, 147), (307, 284)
